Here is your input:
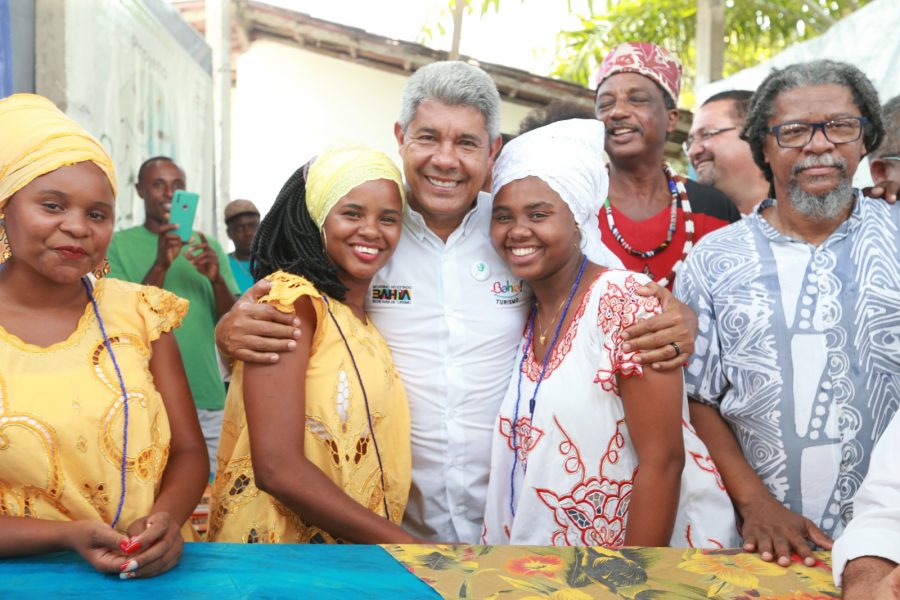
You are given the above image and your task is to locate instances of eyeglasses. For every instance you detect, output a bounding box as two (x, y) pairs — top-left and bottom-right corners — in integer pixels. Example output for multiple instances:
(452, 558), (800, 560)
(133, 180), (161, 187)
(768, 116), (867, 148)
(682, 127), (737, 153)
(878, 155), (900, 162)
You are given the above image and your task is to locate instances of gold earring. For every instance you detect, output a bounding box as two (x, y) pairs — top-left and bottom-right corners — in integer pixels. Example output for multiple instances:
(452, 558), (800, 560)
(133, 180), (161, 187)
(0, 219), (10, 264)
(92, 258), (111, 279)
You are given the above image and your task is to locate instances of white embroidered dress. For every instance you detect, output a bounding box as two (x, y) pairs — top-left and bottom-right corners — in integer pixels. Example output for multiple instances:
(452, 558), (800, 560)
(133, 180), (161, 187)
(482, 269), (740, 548)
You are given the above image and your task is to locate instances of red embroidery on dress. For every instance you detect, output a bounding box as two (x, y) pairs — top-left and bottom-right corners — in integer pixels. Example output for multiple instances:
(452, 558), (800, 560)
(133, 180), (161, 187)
(536, 418), (635, 547)
(522, 277), (598, 382)
(499, 416), (545, 462)
(594, 275), (662, 395)
(689, 451), (726, 491)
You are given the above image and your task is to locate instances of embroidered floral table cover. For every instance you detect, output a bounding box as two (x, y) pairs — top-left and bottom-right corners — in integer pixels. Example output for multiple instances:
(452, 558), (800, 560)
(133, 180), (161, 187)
(382, 545), (838, 599)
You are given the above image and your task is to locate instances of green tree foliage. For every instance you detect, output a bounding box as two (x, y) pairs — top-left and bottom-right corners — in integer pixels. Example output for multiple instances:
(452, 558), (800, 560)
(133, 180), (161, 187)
(554, 0), (871, 106)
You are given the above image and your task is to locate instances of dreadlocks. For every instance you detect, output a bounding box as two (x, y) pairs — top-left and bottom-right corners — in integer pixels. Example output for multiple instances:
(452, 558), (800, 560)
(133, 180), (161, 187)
(250, 161), (348, 301)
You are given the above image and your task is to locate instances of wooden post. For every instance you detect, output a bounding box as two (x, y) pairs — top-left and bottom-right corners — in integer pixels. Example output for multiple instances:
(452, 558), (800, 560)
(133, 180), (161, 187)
(695, 0), (725, 93)
(449, 0), (465, 60)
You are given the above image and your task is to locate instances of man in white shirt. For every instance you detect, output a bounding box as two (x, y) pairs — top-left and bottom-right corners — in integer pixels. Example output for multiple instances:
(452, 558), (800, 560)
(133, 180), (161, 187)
(832, 413), (900, 599)
(216, 61), (698, 543)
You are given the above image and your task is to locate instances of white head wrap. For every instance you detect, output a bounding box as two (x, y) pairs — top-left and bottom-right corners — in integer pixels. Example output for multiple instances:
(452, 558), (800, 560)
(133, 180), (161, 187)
(491, 119), (622, 268)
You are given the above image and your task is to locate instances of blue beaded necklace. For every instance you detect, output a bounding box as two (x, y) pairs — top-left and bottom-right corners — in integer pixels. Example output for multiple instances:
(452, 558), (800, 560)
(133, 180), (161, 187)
(81, 277), (130, 529)
(508, 256), (587, 516)
(321, 295), (391, 519)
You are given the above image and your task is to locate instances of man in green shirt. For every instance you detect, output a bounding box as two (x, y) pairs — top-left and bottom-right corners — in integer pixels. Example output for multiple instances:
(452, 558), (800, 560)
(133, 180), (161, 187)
(107, 156), (237, 471)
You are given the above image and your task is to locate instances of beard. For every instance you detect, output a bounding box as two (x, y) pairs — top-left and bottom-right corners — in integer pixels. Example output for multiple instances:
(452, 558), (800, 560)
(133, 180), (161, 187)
(788, 155), (853, 220)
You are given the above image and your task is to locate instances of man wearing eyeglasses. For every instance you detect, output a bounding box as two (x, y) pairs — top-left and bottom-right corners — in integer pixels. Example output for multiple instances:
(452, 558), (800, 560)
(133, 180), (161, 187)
(686, 91), (771, 215)
(674, 60), (900, 572)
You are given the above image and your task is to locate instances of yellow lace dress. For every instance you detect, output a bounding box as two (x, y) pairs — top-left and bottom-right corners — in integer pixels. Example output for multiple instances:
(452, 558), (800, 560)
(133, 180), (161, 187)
(0, 278), (188, 532)
(208, 272), (411, 543)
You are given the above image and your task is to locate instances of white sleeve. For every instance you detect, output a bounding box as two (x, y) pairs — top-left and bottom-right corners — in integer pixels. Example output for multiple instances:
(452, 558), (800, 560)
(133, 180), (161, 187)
(832, 414), (900, 586)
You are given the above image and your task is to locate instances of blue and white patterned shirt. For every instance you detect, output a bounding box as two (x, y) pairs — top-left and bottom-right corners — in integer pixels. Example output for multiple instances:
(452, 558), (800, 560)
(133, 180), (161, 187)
(675, 193), (900, 538)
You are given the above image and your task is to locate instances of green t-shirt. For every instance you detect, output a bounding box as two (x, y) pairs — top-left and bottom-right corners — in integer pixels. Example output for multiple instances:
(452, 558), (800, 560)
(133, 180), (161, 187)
(106, 226), (239, 410)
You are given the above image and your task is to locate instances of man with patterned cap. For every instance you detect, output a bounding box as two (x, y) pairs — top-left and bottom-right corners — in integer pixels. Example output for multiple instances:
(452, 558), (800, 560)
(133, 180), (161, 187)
(594, 42), (741, 290)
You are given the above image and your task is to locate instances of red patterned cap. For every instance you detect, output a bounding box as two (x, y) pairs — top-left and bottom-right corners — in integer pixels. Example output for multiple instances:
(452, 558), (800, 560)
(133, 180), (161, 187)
(593, 42), (683, 105)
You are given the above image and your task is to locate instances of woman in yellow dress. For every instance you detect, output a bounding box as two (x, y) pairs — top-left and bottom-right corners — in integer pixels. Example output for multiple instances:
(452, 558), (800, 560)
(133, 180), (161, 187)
(0, 94), (208, 578)
(208, 145), (417, 544)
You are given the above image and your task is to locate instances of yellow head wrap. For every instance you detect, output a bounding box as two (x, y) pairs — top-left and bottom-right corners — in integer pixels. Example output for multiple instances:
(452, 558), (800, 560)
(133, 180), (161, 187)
(305, 144), (405, 229)
(0, 94), (116, 264)
(0, 93), (117, 207)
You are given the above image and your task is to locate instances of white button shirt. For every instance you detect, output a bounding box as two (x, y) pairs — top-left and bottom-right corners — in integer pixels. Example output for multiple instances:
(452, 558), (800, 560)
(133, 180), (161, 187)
(832, 413), (900, 586)
(366, 192), (532, 543)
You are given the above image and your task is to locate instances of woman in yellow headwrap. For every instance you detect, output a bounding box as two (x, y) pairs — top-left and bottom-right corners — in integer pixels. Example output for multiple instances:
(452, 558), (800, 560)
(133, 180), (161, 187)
(0, 94), (208, 577)
(208, 145), (418, 544)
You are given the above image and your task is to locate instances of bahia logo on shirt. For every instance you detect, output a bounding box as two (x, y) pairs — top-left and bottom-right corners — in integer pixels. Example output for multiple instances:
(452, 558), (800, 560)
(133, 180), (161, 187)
(491, 279), (525, 306)
(371, 285), (412, 305)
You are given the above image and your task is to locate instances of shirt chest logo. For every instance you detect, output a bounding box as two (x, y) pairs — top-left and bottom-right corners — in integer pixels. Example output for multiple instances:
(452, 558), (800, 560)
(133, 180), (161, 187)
(371, 285), (413, 304)
(491, 279), (525, 306)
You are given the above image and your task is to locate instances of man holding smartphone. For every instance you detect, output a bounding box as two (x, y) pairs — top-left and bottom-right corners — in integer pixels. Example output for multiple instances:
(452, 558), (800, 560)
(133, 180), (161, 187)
(107, 156), (238, 470)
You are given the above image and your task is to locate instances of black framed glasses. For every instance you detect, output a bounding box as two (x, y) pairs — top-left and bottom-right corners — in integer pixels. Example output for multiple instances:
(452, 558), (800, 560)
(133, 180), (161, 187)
(768, 116), (867, 148)
(682, 127), (737, 153)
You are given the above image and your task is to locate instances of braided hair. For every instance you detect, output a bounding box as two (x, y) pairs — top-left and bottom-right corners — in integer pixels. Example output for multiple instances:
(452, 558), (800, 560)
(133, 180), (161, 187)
(250, 160), (348, 301)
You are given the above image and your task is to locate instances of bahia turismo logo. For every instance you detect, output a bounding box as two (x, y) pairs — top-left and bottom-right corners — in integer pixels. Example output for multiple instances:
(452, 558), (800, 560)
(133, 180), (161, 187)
(371, 285), (412, 305)
(490, 279), (524, 306)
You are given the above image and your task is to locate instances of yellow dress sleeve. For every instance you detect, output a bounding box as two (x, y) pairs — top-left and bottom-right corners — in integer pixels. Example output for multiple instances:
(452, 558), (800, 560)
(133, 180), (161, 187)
(136, 285), (190, 342)
(259, 271), (322, 314)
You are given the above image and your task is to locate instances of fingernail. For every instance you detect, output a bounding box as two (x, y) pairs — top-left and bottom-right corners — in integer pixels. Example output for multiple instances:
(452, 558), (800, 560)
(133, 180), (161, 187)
(620, 332), (630, 340)
(292, 329), (301, 338)
(287, 341), (297, 350)
(761, 551), (772, 560)
(292, 318), (300, 327)
(119, 571), (137, 580)
(118, 539), (130, 553)
(622, 342), (632, 351)
(124, 540), (141, 554)
(120, 559), (138, 573)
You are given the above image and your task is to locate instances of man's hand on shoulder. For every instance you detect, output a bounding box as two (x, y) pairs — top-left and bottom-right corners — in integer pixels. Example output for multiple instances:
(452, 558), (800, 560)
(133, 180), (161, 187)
(215, 279), (301, 364)
(863, 180), (899, 204)
(622, 281), (697, 370)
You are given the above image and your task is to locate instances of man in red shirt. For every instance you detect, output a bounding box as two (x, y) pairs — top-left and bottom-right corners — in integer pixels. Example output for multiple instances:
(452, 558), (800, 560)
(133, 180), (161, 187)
(594, 43), (740, 289)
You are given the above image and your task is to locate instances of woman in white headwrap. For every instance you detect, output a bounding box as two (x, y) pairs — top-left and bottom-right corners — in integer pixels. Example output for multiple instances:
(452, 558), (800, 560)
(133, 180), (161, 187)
(481, 119), (739, 548)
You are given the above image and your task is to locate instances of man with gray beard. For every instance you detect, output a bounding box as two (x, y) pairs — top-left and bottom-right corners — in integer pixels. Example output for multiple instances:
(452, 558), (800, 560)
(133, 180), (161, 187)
(674, 60), (900, 570)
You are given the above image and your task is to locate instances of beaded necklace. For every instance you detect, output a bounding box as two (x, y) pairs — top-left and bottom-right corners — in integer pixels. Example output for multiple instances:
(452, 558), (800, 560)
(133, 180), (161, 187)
(604, 165), (694, 288)
(508, 256), (587, 516)
(81, 277), (130, 529)
(321, 295), (391, 519)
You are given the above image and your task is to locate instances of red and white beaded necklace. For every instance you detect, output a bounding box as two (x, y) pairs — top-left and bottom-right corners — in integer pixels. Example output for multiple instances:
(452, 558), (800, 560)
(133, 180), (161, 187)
(604, 164), (694, 287)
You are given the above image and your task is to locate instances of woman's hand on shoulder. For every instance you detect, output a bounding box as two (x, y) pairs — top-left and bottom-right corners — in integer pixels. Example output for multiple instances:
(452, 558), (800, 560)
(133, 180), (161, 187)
(621, 281), (697, 370)
(118, 512), (183, 579)
(63, 520), (130, 574)
(215, 278), (302, 364)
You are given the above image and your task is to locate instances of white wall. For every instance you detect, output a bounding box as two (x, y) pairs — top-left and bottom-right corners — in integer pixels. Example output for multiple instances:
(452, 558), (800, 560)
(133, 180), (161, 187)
(230, 39), (532, 217)
(36, 0), (215, 233)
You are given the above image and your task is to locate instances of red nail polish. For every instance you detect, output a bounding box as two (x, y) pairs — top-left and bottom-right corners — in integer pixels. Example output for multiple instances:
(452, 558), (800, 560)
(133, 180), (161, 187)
(125, 540), (141, 554)
(118, 540), (130, 553)
(120, 562), (130, 572)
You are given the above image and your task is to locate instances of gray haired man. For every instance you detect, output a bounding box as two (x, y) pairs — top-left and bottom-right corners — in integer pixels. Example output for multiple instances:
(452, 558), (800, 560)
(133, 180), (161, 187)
(676, 59), (900, 567)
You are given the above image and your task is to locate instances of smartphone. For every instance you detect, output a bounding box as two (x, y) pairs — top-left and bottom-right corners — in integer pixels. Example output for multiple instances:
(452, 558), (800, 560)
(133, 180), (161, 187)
(169, 190), (200, 242)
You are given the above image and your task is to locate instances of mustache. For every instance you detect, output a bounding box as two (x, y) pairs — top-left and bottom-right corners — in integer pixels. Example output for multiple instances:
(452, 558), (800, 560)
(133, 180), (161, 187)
(791, 154), (847, 175)
(606, 120), (643, 134)
(692, 151), (713, 165)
